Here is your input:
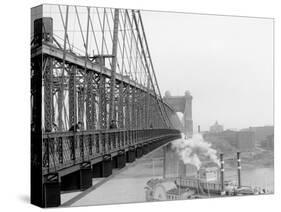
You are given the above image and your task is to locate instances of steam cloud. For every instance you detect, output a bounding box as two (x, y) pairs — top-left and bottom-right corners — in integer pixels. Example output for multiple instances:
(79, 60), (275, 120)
(171, 134), (219, 169)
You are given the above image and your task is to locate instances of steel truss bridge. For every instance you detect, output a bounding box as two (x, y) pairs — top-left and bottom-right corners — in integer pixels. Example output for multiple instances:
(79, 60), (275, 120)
(31, 4), (182, 207)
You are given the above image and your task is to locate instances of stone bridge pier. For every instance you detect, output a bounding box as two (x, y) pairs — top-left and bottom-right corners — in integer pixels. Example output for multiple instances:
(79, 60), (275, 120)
(163, 91), (193, 138)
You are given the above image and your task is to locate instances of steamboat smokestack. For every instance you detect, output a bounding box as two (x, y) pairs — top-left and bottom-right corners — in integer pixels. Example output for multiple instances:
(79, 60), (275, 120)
(237, 152), (242, 188)
(220, 153), (225, 195)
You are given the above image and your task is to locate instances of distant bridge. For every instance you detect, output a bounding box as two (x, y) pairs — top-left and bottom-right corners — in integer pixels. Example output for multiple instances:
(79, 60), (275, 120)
(31, 5), (186, 207)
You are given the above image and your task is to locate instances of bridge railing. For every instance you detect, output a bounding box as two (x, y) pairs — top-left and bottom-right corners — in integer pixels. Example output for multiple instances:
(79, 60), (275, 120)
(42, 128), (181, 174)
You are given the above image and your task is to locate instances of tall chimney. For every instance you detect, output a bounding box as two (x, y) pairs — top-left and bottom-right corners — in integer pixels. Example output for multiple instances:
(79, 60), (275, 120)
(220, 153), (225, 195)
(198, 125), (201, 133)
(237, 152), (242, 188)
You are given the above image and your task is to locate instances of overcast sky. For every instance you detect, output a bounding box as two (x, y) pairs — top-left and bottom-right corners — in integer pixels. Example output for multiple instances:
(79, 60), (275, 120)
(34, 5), (274, 131)
(141, 11), (274, 131)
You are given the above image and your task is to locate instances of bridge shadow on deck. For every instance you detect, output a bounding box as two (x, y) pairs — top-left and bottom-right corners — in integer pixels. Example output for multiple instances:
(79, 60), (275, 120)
(43, 134), (180, 207)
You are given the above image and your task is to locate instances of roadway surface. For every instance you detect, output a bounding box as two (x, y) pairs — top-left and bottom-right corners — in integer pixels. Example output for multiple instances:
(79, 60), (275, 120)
(61, 139), (172, 207)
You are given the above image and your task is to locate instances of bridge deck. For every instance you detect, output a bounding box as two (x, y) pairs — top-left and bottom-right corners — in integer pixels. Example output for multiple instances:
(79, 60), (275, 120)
(61, 139), (171, 206)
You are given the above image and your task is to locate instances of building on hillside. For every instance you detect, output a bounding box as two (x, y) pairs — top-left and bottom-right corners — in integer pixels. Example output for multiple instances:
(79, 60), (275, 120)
(237, 131), (255, 151)
(219, 130), (238, 146)
(248, 126), (273, 144)
(204, 129), (256, 151)
(209, 121), (224, 133)
(261, 134), (274, 150)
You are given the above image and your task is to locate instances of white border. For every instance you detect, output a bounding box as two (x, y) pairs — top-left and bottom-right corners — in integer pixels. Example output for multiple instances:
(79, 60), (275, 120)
(0, 0), (279, 211)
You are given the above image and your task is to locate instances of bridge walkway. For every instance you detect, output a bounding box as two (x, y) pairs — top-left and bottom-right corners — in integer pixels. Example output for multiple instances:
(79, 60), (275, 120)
(61, 137), (175, 206)
(42, 130), (180, 207)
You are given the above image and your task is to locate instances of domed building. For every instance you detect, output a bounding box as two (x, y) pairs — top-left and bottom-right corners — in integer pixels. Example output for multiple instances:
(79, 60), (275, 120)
(164, 90), (171, 97)
(209, 121), (224, 133)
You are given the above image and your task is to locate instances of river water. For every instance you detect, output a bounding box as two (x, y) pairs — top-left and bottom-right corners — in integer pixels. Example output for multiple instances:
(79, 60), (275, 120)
(64, 138), (274, 206)
(224, 167), (274, 192)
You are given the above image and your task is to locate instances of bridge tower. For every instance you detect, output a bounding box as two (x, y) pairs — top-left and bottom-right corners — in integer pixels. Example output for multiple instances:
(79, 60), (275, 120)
(163, 91), (193, 137)
(183, 91), (193, 137)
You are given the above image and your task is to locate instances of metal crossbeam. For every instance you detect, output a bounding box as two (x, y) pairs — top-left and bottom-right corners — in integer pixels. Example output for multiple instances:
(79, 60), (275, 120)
(31, 5), (183, 177)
